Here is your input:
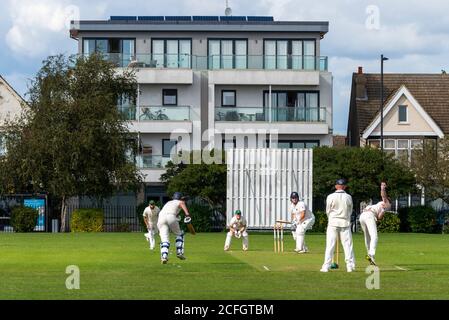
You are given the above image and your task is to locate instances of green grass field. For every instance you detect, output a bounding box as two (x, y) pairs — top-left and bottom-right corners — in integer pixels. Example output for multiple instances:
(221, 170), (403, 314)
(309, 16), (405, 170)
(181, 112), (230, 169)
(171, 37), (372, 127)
(1, 232), (448, 300)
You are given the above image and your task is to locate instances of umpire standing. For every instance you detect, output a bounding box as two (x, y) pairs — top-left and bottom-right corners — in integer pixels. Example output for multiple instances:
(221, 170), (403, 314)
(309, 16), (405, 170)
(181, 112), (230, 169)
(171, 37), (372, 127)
(320, 179), (356, 272)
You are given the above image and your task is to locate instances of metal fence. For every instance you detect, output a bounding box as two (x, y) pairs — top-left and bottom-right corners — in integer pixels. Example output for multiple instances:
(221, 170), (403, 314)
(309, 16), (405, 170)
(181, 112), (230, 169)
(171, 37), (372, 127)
(0, 217), (13, 233)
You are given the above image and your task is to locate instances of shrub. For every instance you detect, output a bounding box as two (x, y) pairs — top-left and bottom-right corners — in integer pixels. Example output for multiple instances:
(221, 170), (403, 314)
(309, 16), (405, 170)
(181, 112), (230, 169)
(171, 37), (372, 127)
(312, 211), (328, 233)
(10, 206), (38, 233)
(397, 207), (410, 232)
(180, 203), (213, 233)
(71, 209), (104, 232)
(377, 211), (400, 233)
(407, 206), (438, 233)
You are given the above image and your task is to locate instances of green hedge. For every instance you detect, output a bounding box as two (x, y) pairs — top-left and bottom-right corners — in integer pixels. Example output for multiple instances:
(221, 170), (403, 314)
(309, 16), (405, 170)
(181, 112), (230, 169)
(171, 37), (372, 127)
(377, 212), (400, 233)
(180, 203), (213, 233)
(407, 206), (438, 233)
(71, 209), (104, 232)
(11, 206), (38, 233)
(312, 211), (328, 233)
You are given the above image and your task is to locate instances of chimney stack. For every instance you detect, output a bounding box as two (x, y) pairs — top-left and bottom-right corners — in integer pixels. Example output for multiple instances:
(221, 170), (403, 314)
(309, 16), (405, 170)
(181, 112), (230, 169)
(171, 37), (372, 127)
(355, 66), (367, 100)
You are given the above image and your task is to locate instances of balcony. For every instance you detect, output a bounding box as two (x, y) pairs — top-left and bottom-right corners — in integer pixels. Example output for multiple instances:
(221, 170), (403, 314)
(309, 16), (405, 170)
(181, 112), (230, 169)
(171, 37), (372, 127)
(83, 53), (328, 71)
(119, 105), (193, 133)
(118, 105), (191, 121)
(215, 107), (327, 122)
(135, 155), (171, 169)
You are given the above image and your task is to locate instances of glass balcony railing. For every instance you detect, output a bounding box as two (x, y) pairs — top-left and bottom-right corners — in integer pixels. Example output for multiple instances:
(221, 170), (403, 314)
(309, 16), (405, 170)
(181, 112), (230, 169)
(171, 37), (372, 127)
(215, 107), (327, 122)
(118, 105), (191, 121)
(135, 155), (171, 169)
(82, 53), (328, 71)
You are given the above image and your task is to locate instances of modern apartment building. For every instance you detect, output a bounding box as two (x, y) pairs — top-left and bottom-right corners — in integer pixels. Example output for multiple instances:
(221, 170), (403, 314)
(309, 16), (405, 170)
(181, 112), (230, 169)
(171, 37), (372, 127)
(70, 15), (333, 202)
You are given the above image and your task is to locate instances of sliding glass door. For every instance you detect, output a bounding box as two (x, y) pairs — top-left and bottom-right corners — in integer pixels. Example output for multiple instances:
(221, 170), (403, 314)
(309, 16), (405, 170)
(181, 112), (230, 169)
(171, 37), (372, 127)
(264, 39), (316, 70)
(152, 39), (192, 68)
(208, 39), (248, 69)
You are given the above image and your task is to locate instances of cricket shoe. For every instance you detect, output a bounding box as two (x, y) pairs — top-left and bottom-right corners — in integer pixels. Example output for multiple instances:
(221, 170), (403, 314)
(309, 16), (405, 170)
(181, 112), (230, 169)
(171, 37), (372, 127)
(242, 246), (248, 251)
(176, 254), (186, 260)
(365, 254), (377, 266)
(297, 250), (308, 254)
(347, 264), (356, 273)
(161, 258), (168, 264)
(224, 246), (230, 251)
(320, 268), (329, 273)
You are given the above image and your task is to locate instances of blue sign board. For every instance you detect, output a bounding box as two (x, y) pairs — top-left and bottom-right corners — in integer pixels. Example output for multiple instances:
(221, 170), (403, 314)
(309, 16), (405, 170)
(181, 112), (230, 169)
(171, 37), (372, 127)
(24, 199), (46, 231)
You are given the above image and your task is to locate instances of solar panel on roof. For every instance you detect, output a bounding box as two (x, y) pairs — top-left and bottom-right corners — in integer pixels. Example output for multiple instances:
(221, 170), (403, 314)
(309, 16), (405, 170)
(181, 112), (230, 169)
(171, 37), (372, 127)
(247, 16), (274, 22)
(138, 16), (165, 21)
(165, 16), (192, 21)
(192, 16), (219, 21)
(110, 16), (137, 21)
(219, 16), (247, 21)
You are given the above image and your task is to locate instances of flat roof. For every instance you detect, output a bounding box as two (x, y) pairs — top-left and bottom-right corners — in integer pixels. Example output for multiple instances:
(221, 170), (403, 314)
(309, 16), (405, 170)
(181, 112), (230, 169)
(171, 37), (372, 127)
(70, 16), (329, 36)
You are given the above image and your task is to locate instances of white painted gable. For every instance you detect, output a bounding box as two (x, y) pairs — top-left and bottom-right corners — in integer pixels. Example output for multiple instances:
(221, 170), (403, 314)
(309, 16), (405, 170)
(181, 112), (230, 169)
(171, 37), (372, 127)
(0, 76), (25, 127)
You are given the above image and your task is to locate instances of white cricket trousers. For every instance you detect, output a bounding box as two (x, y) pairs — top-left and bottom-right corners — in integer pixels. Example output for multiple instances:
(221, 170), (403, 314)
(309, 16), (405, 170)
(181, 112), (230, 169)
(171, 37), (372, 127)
(359, 212), (378, 257)
(147, 227), (157, 250)
(295, 216), (315, 251)
(322, 225), (355, 271)
(224, 231), (249, 250)
(157, 213), (184, 260)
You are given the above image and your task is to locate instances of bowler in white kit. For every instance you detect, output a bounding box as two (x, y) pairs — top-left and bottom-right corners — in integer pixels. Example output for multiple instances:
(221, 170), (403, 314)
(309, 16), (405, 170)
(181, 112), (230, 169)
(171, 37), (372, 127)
(289, 192), (315, 253)
(157, 192), (192, 264)
(321, 179), (356, 272)
(359, 182), (391, 266)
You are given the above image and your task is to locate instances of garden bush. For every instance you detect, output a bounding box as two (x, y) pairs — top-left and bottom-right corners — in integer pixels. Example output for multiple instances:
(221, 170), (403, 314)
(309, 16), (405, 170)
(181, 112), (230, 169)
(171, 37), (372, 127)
(377, 211), (400, 233)
(180, 203), (213, 233)
(10, 206), (38, 233)
(312, 211), (328, 233)
(406, 206), (438, 233)
(71, 209), (104, 232)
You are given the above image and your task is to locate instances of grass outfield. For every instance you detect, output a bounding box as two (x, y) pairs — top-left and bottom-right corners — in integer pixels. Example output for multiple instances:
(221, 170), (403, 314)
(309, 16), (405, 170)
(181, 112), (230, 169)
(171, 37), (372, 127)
(0, 232), (448, 300)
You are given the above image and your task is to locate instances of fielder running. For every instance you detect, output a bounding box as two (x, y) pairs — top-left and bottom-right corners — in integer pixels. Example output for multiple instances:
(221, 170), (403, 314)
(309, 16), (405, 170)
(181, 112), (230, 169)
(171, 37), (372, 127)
(157, 192), (192, 264)
(290, 192), (315, 253)
(224, 210), (249, 251)
(143, 200), (160, 250)
(359, 182), (391, 266)
(321, 179), (356, 273)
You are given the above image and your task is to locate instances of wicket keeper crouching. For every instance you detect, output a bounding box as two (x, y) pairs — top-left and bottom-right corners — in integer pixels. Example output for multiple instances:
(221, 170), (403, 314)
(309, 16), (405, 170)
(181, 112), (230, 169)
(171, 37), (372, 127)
(157, 192), (191, 264)
(224, 210), (249, 251)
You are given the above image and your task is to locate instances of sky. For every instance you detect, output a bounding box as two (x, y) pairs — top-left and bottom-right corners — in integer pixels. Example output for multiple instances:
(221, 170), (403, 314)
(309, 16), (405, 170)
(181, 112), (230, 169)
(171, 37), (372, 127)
(1, 0), (449, 135)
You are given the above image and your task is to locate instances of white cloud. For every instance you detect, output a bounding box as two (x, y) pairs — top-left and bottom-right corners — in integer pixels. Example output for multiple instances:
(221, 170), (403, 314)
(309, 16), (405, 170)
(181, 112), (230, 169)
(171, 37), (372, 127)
(5, 0), (102, 57)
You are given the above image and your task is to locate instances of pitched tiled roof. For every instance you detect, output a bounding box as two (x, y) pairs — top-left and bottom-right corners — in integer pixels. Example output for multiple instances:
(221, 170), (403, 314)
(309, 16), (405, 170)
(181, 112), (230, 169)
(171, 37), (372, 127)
(353, 73), (449, 134)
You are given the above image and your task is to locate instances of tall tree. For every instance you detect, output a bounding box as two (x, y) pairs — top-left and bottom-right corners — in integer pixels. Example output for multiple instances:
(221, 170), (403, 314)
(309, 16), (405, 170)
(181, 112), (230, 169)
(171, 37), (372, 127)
(313, 146), (416, 204)
(411, 138), (449, 206)
(0, 54), (142, 231)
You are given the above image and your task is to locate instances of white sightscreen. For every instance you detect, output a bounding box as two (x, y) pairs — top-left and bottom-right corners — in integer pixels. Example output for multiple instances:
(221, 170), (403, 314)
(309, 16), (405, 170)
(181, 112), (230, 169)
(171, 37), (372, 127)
(226, 148), (313, 229)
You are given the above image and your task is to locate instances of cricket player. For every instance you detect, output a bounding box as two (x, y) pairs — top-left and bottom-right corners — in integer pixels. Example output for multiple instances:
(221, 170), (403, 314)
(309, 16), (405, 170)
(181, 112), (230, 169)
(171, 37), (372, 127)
(143, 200), (160, 250)
(320, 179), (356, 273)
(157, 192), (192, 264)
(290, 192), (315, 253)
(359, 182), (391, 266)
(224, 210), (249, 251)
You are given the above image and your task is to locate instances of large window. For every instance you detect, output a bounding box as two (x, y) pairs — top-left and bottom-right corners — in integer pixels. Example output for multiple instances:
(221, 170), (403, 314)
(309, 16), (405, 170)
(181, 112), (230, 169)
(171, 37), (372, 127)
(263, 91), (320, 121)
(83, 38), (135, 67)
(162, 89), (178, 106)
(208, 39), (248, 69)
(152, 39), (191, 68)
(378, 138), (424, 163)
(264, 39), (316, 70)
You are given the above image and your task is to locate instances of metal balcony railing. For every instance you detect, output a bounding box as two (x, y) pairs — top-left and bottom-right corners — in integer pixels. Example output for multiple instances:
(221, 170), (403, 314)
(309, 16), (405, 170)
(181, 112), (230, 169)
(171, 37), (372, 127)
(118, 105), (191, 121)
(215, 106), (327, 122)
(83, 53), (328, 71)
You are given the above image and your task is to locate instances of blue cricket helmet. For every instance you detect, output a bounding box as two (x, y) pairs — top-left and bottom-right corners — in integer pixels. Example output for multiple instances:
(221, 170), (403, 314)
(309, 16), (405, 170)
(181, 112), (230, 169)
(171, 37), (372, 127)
(172, 192), (183, 200)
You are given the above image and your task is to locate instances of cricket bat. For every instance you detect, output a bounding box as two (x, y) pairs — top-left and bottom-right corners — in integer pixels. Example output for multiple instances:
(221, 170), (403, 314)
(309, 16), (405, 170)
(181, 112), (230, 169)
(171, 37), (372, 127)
(186, 223), (196, 235)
